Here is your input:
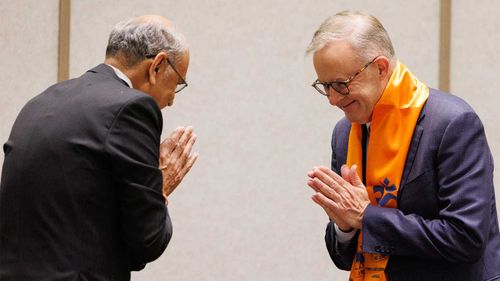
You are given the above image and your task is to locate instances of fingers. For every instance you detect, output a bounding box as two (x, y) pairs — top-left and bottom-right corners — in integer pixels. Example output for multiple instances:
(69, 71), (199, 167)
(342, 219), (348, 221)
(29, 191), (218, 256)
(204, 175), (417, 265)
(311, 192), (340, 215)
(312, 192), (330, 208)
(313, 168), (338, 189)
(161, 127), (185, 151)
(313, 192), (337, 208)
(340, 164), (350, 182)
(307, 166), (338, 194)
(311, 193), (351, 228)
(176, 133), (197, 169)
(177, 126), (193, 148)
(327, 165), (364, 188)
(317, 166), (346, 185)
(170, 126), (185, 140)
(159, 126), (199, 197)
(316, 165), (365, 191)
(349, 165), (364, 187)
(160, 125), (191, 146)
(179, 153), (198, 179)
(307, 179), (320, 192)
(160, 126), (194, 158)
(171, 127), (194, 160)
(307, 165), (368, 230)
(308, 176), (342, 202)
(307, 165), (365, 198)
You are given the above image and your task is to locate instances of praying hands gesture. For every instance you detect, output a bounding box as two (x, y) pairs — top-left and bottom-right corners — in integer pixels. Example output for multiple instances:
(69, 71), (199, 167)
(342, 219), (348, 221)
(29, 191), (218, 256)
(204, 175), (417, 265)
(159, 126), (198, 202)
(307, 165), (370, 231)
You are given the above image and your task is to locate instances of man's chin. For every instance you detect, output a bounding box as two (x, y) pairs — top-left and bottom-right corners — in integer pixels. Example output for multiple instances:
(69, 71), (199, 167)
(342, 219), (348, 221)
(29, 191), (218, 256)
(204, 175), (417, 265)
(345, 114), (369, 124)
(158, 100), (173, 109)
(164, 98), (174, 107)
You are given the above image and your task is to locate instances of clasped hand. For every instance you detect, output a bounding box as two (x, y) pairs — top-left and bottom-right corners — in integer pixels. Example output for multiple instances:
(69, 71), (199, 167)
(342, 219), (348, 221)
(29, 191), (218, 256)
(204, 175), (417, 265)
(159, 126), (198, 202)
(307, 165), (370, 231)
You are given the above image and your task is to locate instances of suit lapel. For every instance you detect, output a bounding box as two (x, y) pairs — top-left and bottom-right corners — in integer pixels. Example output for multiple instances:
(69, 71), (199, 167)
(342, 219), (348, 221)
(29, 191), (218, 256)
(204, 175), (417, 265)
(399, 103), (427, 195)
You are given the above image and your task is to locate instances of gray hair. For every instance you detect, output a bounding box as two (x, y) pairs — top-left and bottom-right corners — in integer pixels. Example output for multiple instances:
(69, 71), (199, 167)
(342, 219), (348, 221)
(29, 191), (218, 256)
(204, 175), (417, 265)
(306, 10), (396, 68)
(105, 17), (188, 67)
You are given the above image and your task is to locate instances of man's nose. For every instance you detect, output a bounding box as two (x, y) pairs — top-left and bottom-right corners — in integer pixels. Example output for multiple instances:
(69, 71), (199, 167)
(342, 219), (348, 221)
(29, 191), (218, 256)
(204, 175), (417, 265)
(327, 90), (345, 107)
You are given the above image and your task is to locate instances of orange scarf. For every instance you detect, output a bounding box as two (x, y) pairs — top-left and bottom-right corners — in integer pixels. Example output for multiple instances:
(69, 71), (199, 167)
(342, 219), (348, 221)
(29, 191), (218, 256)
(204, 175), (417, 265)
(347, 62), (428, 281)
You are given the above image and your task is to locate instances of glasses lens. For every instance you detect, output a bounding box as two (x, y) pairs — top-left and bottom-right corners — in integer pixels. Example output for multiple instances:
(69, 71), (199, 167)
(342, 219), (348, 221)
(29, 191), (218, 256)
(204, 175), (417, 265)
(331, 82), (349, 95)
(175, 84), (187, 93)
(321, 84), (330, 94)
(313, 83), (327, 96)
(313, 81), (349, 96)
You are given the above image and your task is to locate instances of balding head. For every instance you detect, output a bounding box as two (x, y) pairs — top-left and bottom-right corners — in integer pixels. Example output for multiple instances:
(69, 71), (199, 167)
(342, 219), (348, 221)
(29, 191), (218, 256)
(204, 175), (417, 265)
(135, 14), (174, 28)
(105, 15), (188, 68)
(306, 10), (396, 70)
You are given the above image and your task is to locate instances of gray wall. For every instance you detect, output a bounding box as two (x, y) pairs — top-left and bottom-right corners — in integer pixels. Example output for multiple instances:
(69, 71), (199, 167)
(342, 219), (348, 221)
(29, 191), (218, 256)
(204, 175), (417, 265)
(1, 1), (499, 280)
(0, 0), (59, 147)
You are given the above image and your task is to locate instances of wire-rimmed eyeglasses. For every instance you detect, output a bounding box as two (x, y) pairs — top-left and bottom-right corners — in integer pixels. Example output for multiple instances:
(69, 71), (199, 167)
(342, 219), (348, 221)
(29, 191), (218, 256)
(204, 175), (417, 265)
(166, 58), (188, 93)
(146, 54), (188, 93)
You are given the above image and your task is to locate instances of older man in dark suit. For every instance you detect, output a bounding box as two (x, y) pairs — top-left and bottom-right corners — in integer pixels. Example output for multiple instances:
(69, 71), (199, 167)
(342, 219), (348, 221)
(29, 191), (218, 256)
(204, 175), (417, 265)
(306, 11), (500, 281)
(0, 15), (197, 280)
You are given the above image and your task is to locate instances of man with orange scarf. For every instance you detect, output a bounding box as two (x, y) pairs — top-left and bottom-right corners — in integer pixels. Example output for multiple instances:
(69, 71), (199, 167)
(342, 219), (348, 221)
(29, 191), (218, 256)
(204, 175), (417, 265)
(306, 11), (500, 281)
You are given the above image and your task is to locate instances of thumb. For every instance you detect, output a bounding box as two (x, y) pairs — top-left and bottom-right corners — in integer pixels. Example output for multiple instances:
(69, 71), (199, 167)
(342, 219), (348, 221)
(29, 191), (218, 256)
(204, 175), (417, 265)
(340, 165), (350, 182)
(349, 165), (364, 187)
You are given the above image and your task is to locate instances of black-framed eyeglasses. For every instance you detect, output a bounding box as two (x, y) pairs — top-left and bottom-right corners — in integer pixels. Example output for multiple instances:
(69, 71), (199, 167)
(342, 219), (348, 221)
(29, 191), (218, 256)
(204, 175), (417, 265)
(146, 54), (188, 93)
(311, 56), (379, 97)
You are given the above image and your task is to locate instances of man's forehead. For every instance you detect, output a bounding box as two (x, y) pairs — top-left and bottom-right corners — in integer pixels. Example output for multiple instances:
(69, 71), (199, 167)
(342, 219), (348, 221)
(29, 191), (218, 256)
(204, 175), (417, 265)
(315, 41), (357, 61)
(313, 42), (361, 79)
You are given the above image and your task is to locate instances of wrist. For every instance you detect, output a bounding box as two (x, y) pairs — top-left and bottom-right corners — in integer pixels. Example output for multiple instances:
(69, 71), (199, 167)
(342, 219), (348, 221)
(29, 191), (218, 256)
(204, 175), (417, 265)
(338, 225), (354, 233)
(356, 202), (370, 229)
(334, 223), (356, 243)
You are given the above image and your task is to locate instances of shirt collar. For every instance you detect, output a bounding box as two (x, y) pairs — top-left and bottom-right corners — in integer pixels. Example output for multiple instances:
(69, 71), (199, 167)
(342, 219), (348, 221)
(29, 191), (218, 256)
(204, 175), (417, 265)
(106, 64), (133, 88)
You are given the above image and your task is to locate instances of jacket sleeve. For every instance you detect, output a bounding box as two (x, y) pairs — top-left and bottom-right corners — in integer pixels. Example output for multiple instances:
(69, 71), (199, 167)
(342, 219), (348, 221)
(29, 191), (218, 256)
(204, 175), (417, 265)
(104, 95), (172, 270)
(325, 221), (359, 270)
(361, 110), (494, 263)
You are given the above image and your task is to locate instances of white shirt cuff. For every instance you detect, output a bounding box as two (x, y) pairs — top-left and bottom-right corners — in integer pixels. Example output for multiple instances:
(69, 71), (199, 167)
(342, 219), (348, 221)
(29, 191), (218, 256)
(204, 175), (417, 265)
(334, 223), (357, 243)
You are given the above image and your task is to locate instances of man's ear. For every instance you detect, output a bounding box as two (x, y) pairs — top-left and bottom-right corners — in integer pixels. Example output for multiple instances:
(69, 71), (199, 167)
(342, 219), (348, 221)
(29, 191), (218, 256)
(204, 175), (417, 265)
(375, 56), (390, 80)
(148, 51), (168, 85)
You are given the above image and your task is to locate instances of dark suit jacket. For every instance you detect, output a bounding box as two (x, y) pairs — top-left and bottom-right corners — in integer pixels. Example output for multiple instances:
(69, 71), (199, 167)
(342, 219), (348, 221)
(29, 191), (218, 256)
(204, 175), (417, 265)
(326, 89), (500, 281)
(0, 64), (172, 281)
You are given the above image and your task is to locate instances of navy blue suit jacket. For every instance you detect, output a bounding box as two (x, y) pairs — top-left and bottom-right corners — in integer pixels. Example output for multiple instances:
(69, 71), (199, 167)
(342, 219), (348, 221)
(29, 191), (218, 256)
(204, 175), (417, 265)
(0, 64), (172, 280)
(326, 89), (500, 281)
